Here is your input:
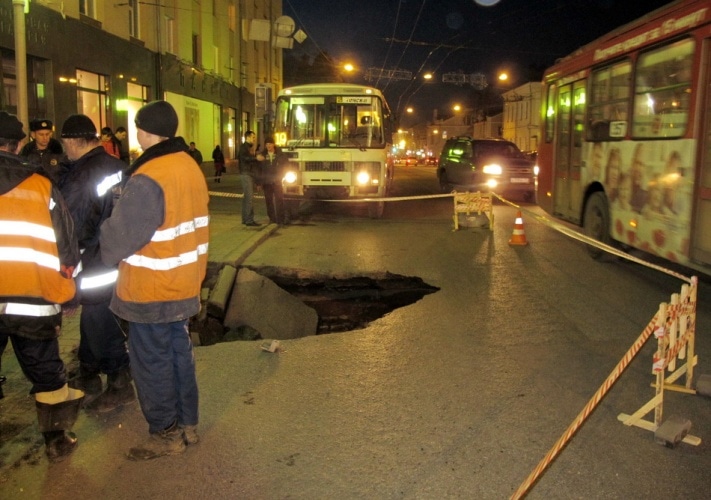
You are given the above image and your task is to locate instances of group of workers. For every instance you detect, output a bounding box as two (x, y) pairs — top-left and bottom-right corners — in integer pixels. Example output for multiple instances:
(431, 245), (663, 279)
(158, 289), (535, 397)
(0, 101), (209, 462)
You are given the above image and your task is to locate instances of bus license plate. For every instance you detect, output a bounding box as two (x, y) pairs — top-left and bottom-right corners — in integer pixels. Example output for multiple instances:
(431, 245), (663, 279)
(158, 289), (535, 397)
(510, 177), (529, 184)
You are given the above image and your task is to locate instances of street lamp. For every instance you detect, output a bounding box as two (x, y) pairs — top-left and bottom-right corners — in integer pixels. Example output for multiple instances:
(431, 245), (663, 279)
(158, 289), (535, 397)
(453, 104), (461, 112)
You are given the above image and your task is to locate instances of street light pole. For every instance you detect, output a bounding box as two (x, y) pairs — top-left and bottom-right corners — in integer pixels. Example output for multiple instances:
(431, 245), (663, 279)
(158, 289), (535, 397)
(12, 0), (28, 133)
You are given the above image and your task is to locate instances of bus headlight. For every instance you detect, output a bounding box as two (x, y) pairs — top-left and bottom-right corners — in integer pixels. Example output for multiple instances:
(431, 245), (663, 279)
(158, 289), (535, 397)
(283, 171), (298, 184)
(483, 163), (502, 175)
(356, 171), (371, 185)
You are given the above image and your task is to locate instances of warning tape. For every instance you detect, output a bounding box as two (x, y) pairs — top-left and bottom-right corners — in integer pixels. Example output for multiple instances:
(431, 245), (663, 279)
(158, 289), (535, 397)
(208, 183), (692, 284)
(490, 193), (694, 285)
(510, 316), (658, 499)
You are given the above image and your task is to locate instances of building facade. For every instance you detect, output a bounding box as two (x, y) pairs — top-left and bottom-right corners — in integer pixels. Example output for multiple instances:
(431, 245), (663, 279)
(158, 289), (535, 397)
(501, 82), (542, 154)
(0, 0), (284, 160)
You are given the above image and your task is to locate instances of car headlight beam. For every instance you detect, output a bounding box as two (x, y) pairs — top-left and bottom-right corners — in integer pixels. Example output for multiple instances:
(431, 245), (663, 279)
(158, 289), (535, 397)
(482, 163), (503, 175)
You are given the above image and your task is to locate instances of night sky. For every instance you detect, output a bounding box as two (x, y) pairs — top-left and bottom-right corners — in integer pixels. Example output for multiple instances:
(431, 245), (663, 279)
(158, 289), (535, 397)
(283, 0), (675, 121)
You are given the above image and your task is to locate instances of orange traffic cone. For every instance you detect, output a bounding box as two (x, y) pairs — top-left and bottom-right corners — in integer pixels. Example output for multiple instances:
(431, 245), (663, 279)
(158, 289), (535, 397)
(508, 211), (529, 246)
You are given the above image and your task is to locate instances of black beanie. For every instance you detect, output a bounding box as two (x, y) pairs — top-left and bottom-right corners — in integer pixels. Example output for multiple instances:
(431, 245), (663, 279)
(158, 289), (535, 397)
(61, 114), (97, 139)
(135, 100), (178, 138)
(0, 111), (26, 141)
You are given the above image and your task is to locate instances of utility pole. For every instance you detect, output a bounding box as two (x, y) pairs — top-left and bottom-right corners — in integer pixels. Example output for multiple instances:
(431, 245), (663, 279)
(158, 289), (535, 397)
(12, 0), (28, 133)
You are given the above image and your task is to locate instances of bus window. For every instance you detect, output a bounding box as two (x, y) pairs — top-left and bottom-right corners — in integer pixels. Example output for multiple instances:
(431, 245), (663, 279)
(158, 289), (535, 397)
(632, 38), (694, 138)
(588, 60), (631, 141)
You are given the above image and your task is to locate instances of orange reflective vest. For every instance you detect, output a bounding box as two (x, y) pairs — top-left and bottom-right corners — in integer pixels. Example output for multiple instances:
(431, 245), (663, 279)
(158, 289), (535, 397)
(0, 174), (76, 313)
(116, 152), (209, 304)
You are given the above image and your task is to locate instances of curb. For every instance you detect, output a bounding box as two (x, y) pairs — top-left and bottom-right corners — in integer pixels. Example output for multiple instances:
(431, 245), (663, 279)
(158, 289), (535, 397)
(223, 223), (279, 267)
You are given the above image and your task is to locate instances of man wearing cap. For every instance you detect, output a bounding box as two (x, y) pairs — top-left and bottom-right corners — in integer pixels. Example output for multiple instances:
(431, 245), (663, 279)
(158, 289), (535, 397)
(0, 111), (84, 461)
(100, 100), (209, 460)
(58, 114), (135, 414)
(260, 137), (289, 225)
(20, 119), (65, 183)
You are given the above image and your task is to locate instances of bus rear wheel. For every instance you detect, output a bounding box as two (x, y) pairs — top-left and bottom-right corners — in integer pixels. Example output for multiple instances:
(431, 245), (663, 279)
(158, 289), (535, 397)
(583, 192), (611, 260)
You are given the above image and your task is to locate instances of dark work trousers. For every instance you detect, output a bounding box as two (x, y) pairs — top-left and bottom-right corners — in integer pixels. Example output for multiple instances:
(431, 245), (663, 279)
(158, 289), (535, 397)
(239, 174), (256, 224)
(262, 182), (286, 224)
(79, 302), (129, 376)
(0, 332), (66, 394)
(128, 319), (199, 434)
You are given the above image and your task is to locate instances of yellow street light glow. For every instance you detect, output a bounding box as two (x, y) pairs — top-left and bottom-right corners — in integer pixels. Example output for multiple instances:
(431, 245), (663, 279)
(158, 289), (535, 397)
(453, 104), (461, 111)
(423, 73), (433, 80)
(343, 63), (354, 72)
(406, 107), (413, 113)
(498, 72), (509, 82)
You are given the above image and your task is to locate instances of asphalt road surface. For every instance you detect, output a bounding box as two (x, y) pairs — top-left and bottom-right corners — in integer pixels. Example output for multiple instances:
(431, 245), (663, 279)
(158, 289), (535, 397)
(0, 166), (709, 499)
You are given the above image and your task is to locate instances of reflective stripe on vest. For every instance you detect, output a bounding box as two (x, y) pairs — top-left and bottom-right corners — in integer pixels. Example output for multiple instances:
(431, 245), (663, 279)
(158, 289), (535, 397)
(79, 269), (118, 290)
(96, 171), (122, 197)
(124, 242), (208, 271)
(0, 174), (76, 305)
(0, 302), (61, 316)
(151, 215), (209, 242)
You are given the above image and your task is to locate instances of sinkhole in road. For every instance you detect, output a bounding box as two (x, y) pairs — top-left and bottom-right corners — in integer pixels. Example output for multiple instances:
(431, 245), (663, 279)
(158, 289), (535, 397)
(198, 264), (440, 344)
(260, 267), (440, 334)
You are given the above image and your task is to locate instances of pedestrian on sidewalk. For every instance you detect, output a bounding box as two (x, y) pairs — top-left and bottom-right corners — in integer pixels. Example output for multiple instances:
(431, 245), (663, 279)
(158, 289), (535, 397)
(100, 127), (121, 159)
(237, 131), (264, 226)
(0, 111), (84, 462)
(114, 126), (131, 164)
(211, 144), (224, 182)
(188, 141), (203, 166)
(100, 100), (209, 461)
(260, 136), (289, 225)
(58, 114), (135, 413)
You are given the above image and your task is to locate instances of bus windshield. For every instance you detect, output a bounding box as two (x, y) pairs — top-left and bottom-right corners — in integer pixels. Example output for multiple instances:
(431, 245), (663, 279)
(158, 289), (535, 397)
(274, 95), (386, 148)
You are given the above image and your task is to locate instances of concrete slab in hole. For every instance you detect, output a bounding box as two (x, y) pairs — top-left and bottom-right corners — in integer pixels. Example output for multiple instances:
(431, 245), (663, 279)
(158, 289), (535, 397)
(224, 267), (318, 340)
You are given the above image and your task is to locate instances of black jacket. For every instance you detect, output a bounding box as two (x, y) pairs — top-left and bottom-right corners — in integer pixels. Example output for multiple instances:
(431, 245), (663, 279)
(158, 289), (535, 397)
(238, 141), (259, 176)
(260, 146), (288, 184)
(20, 138), (65, 183)
(59, 146), (125, 304)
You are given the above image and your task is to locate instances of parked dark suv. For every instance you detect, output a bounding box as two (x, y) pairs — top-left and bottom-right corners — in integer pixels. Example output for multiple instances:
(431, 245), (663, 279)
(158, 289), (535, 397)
(437, 137), (536, 201)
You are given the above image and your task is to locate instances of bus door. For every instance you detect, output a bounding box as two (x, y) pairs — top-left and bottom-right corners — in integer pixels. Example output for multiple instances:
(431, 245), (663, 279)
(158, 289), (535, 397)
(691, 42), (711, 266)
(553, 80), (586, 222)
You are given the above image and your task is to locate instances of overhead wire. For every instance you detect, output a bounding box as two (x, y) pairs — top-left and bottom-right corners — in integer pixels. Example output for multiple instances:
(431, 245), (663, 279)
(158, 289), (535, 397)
(374, 0), (405, 88)
(380, 0), (428, 95)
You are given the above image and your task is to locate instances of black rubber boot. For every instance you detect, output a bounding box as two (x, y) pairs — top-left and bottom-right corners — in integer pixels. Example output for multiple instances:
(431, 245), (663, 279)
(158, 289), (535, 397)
(84, 367), (136, 413)
(43, 430), (79, 462)
(36, 390), (84, 462)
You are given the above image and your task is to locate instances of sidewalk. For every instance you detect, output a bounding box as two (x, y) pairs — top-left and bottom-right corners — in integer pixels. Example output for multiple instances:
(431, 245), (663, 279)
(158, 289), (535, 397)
(0, 174), (276, 470)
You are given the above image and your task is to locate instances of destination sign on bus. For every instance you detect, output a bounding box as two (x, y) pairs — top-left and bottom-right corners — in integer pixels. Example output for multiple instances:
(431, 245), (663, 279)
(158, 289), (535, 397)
(336, 96), (372, 104)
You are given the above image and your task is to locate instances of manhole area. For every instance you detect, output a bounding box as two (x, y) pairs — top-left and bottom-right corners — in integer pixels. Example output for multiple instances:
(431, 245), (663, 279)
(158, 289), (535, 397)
(197, 264), (439, 344)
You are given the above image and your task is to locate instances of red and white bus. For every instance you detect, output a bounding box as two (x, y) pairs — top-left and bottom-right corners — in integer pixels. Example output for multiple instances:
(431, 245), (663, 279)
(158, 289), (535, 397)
(537, 0), (711, 273)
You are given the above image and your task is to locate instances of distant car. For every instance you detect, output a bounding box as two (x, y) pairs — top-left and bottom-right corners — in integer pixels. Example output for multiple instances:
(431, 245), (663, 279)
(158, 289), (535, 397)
(425, 156), (438, 166)
(437, 137), (536, 201)
(404, 156), (418, 167)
